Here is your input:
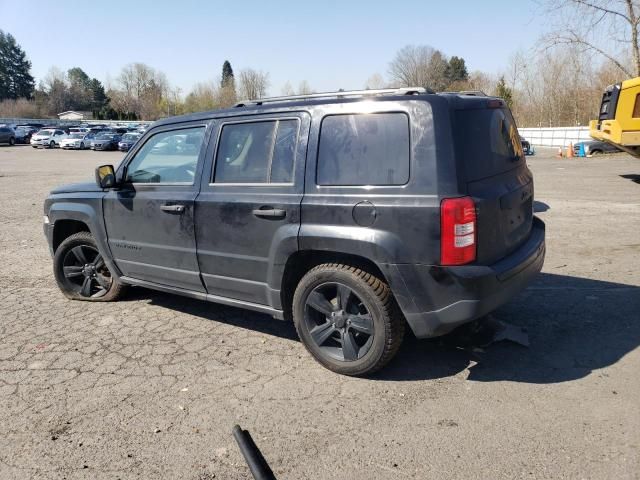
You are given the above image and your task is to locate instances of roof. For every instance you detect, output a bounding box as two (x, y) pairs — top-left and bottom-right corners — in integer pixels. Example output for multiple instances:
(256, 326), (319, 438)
(154, 88), (497, 128)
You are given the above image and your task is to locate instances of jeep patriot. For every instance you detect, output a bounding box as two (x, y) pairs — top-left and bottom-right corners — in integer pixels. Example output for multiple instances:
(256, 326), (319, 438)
(44, 87), (545, 375)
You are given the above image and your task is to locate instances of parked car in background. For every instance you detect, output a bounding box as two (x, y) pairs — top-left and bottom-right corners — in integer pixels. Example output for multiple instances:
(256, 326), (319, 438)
(30, 129), (68, 148)
(13, 127), (33, 144)
(118, 132), (141, 151)
(68, 127), (90, 134)
(91, 133), (121, 151)
(521, 137), (534, 155)
(0, 126), (16, 145)
(60, 133), (92, 150)
(573, 140), (622, 157)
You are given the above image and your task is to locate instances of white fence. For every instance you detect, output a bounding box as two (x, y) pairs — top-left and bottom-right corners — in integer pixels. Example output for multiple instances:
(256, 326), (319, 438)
(518, 127), (592, 147)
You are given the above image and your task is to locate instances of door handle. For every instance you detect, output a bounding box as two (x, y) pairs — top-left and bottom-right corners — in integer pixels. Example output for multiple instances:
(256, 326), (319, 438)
(160, 204), (185, 213)
(252, 207), (286, 218)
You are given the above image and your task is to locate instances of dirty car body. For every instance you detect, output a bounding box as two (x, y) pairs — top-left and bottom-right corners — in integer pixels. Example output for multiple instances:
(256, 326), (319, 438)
(44, 89), (545, 375)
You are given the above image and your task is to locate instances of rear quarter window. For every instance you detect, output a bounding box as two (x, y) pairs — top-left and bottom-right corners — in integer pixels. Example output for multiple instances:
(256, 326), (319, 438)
(455, 108), (524, 181)
(317, 113), (410, 186)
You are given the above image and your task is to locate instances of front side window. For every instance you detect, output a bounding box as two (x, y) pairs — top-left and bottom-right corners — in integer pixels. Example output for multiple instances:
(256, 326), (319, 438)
(214, 119), (299, 184)
(125, 127), (205, 184)
(317, 113), (410, 186)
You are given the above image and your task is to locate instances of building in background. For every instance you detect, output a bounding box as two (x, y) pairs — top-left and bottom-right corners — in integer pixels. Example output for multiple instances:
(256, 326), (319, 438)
(57, 111), (93, 121)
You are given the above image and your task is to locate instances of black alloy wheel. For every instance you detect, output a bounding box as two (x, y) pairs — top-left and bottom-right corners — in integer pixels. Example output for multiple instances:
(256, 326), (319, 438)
(61, 244), (112, 298)
(304, 282), (374, 361)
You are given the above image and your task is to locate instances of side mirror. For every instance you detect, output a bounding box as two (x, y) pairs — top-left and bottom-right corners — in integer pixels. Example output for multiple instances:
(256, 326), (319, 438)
(95, 164), (116, 189)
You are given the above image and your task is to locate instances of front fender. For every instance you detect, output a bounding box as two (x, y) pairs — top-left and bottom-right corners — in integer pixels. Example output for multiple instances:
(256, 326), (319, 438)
(46, 199), (122, 278)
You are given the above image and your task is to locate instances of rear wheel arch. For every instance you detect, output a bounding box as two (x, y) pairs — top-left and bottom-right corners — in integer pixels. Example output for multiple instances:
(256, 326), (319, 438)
(280, 250), (390, 320)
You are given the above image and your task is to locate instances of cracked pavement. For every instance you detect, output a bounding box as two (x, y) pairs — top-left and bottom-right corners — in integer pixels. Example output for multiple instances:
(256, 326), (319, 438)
(0, 146), (639, 479)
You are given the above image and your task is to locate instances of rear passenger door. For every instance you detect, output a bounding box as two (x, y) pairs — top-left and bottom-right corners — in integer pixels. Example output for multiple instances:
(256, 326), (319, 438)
(196, 112), (310, 308)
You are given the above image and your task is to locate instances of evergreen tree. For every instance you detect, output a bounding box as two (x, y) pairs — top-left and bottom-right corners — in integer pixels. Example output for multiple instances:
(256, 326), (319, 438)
(0, 30), (35, 100)
(67, 67), (93, 110)
(495, 76), (514, 109)
(447, 56), (469, 83)
(221, 60), (234, 88)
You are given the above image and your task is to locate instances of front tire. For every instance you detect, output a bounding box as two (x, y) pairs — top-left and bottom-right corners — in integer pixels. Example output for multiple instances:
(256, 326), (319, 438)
(53, 231), (125, 302)
(80, 142), (85, 149)
(49, 140), (55, 149)
(292, 264), (404, 376)
(9, 137), (15, 146)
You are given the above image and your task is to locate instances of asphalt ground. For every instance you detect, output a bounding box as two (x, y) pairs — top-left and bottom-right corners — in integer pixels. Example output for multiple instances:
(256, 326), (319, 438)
(0, 144), (638, 479)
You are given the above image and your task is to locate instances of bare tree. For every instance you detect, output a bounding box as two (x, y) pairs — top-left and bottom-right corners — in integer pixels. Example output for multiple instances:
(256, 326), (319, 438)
(297, 80), (313, 95)
(238, 69), (270, 100)
(364, 73), (386, 89)
(388, 45), (450, 91)
(544, 0), (640, 77)
(280, 81), (295, 96)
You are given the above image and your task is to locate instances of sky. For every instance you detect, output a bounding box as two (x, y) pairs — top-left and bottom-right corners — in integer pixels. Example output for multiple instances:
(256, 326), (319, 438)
(1, 0), (545, 96)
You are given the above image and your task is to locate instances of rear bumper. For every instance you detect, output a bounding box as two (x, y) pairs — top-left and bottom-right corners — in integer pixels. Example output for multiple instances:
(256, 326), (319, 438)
(386, 217), (546, 338)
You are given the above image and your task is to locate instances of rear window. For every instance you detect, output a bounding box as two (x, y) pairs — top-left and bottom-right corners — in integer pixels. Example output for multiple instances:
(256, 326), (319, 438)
(317, 113), (410, 186)
(455, 108), (524, 181)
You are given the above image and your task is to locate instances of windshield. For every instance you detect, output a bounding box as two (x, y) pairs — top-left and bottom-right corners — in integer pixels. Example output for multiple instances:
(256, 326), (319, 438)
(96, 134), (115, 140)
(69, 133), (84, 139)
(37, 130), (54, 136)
(122, 134), (139, 141)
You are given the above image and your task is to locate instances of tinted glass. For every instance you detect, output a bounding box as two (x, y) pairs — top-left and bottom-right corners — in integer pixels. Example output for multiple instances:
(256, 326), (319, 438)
(214, 120), (299, 184)
(270, 120), (298, 183)
(317, 113), (410, 186)
(125, 127), (205, 184)
(454, 107), (523, 181)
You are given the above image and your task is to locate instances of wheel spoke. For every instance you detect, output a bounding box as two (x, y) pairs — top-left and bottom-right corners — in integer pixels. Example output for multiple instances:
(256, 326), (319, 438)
(341, 330), (358, 361)
(71, 246), (88, 264)
(306, 291), (335, 317)
(92, 254), (104, 269)
(95, 273), (111, 290)
(309, 321), (336, 346)
(349, 314), (373, 335)
(80, 276), (92, 297)
(63, 266), (84, 278)
(337, 284), (352, 310)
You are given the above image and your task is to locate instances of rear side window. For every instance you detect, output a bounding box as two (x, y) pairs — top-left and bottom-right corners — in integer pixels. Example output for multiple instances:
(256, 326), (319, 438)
(214, 119), (299, 184)
(455, 108), (524, 181)
(317, 113), (410, 186)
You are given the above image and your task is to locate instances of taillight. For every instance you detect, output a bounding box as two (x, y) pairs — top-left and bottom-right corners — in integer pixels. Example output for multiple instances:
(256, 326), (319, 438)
(440, 196), (477, 265)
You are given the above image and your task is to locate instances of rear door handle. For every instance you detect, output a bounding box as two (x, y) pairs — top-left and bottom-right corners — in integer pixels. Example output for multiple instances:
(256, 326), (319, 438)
(160, 204), (185, 213)
(252, 208), (286, 218)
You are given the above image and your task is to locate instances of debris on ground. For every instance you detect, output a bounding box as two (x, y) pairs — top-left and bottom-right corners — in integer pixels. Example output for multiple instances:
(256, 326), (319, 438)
(443, 315), (530, 350)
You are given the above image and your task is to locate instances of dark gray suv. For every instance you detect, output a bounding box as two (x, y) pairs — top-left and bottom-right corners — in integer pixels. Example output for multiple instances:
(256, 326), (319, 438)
(44, 88), (545, 376)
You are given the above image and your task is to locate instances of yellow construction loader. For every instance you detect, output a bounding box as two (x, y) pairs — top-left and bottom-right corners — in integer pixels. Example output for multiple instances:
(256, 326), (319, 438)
(590, 77), (640, 157)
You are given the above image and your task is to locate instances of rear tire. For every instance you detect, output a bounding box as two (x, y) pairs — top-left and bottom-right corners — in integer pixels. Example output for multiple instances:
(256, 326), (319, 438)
(80, 142), (85, 149)
(49, 140), (55, 149)
(53, 231), (125, 302)
(292, 263), (404, 376)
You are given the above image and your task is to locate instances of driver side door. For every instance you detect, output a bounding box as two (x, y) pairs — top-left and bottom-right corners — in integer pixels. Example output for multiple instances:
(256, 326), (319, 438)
(102, 122), (211, 292)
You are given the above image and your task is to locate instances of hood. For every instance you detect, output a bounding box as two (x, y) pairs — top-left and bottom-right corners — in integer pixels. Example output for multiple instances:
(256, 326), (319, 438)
(50, 181), (102, 194)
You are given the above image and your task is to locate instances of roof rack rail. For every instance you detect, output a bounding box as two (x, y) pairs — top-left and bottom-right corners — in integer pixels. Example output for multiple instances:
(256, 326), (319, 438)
(455, 90), (488, 96)
(234, 87), (432, 107)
